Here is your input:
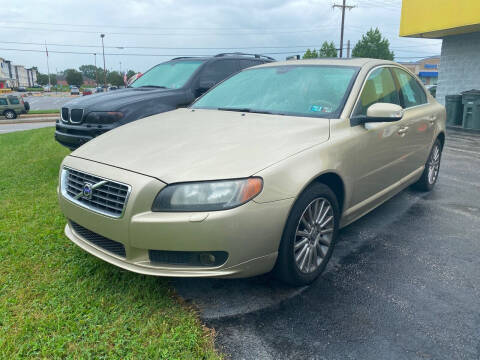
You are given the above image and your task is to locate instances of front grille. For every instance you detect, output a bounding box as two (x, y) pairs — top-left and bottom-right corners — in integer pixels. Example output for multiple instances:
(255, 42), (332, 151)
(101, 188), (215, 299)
(61, 107), (69, 122)
(149, 250), (228, 267)
(70, 109), (84, 123)
(70, 221), (126, 257)
(62, 168), (130, 217)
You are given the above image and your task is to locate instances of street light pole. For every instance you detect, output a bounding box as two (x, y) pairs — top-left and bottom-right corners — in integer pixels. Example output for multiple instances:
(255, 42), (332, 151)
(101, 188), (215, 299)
(100, 34), (107, 89)
(93, 53), (98, 87)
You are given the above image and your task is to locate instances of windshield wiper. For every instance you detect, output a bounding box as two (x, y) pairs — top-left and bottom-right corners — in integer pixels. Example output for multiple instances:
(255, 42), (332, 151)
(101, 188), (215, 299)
(217, 107), (275, 115)
(135, 85), (167, 89)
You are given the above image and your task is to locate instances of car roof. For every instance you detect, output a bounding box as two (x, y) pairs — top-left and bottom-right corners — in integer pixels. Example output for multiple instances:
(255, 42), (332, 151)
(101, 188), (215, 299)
(251, 58), (398, 69)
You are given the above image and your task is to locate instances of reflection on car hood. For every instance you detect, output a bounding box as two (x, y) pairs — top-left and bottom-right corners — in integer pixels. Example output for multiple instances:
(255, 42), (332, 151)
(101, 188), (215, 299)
(62, 87), (180, 111)
(71, 108), (331, 183)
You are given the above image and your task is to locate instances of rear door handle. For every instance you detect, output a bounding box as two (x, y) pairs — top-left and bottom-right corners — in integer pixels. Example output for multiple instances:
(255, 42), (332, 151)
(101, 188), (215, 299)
(397, 126), (409, 135)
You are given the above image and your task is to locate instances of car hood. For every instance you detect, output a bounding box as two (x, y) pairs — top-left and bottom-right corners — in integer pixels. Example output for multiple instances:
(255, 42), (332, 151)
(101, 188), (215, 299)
(71, 108), (330, 183)
(63, 87), (181, 111)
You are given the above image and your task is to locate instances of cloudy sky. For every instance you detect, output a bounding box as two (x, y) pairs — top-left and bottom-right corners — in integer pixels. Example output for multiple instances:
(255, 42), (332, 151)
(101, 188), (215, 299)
(3, 0), (441, 74)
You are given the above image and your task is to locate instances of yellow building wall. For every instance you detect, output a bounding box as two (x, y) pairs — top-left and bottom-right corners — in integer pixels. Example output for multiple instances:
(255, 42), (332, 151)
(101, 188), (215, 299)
(400, 0), (480, 38)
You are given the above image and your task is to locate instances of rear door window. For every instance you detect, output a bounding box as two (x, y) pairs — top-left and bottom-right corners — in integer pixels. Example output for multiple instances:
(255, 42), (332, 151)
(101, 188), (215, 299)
(8, 96), (20, 105)
(199, 60), (240, 85)
(238, 59), (263, 71)
(391, 68), (427, 108)
(354, 67), (401, 116)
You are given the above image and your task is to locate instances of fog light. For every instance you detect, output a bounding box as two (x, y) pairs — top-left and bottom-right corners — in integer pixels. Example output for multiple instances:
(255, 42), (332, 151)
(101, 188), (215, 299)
(199, 253), (216, 266)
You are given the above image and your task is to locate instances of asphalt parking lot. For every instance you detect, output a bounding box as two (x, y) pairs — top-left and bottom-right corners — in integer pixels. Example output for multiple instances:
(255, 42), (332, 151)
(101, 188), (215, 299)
(23, 94), (74, 110)
(0, 122), (55, 134)
(176, 129), (480, 360)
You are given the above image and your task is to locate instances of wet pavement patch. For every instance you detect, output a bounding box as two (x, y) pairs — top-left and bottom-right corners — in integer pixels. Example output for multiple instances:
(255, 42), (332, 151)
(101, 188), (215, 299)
(174, 276), (308, 320)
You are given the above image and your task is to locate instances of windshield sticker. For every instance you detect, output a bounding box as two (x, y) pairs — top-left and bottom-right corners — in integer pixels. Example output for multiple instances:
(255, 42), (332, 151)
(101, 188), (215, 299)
(310, 105), (323, 112)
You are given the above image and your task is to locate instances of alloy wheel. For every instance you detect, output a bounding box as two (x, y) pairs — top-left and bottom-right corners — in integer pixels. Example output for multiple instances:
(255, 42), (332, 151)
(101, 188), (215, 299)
(5, 111), (14, 119)
(428, 144), (441, 185)
(294, 197), (335, 274)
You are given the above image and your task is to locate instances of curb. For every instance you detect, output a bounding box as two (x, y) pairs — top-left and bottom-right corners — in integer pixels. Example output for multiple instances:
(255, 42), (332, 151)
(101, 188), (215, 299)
(20, 113), (59, 119)
(0, 118), (57, 125)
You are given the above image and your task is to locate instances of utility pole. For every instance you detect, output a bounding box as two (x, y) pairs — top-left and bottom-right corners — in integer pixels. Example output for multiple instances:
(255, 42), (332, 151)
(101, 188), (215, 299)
(93, 53), (98, 87)
(333, 0), (355, 58)
(347, 40), (351, 58)
(45, 41), (51, 89)
(100, 34), (107, 89)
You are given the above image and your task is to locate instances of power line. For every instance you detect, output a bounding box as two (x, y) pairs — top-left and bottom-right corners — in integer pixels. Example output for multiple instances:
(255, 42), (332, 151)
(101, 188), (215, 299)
(1, 25), (339, 37)
(0, 20), (341, 31)
(0, 40), (342, 51)
(0, 46), (318, 57)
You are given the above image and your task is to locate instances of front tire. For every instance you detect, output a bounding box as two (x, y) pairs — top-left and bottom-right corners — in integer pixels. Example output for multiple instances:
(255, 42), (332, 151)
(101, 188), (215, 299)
(275, 183), (340, 286)
(4, 110), (16, 119)
(413, 139), (443, 192)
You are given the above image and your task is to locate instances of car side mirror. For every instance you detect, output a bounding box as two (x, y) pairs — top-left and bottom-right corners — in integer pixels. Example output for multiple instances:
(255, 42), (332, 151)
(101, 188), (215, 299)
(365, 103), (404, 123)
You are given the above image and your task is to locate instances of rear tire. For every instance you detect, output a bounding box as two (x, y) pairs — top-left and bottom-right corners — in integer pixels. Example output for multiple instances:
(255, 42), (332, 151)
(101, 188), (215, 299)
(413, 139), (443, 192)
(4, 110), (16, 119)
(274, 183), (340, 286)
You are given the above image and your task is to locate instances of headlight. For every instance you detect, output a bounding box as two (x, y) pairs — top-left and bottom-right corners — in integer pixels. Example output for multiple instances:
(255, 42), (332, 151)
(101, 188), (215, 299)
(152, 178), (263, 212)
(84, 111), (123, 124)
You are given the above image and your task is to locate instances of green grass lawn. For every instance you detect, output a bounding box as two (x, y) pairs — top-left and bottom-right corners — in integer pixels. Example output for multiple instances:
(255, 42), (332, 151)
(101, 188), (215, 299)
(27, 109), (60, 115)
(0, 128), (219, 359)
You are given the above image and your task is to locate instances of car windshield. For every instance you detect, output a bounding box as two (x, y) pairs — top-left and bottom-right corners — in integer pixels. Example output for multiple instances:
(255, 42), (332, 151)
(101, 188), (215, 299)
(192, 65), (358, 117)
(130, 60), (204, 89)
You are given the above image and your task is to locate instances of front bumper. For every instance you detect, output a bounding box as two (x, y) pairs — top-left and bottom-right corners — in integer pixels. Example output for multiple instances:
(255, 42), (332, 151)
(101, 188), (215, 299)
(59, 156), (294, 278)
(55, 121), (116, 150)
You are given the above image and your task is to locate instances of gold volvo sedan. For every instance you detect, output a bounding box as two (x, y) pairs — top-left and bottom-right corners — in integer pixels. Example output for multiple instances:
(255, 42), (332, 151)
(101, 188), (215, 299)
(58, 58), (446, 286)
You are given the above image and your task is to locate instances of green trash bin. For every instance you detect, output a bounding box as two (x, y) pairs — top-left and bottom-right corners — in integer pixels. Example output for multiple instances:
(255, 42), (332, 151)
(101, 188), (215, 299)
(445, 94), (463, 127)
(462, 89), (480, 130)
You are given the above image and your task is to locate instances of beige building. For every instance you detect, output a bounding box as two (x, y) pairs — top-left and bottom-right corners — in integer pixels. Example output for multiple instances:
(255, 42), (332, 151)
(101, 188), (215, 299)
(399, 56), (440, 85)
(14, 65), (29, 87)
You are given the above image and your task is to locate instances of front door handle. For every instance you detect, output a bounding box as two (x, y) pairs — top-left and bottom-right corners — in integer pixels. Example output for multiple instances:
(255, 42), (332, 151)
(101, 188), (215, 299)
(428, 115), (437, 125)
(397, 126), (409, 136)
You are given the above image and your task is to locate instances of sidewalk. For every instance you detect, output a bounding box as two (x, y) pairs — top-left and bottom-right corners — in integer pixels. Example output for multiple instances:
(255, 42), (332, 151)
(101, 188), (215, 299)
(0, 114), (57, 125)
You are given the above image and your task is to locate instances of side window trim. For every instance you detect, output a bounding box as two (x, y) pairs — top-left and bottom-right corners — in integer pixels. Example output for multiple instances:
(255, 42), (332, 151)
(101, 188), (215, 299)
(350, 65), (400, 125)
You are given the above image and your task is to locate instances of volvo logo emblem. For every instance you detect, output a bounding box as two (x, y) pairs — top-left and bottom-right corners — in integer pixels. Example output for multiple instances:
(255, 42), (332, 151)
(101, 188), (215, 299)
(74, 179), (108, 200)
(82, 182), (93, 200)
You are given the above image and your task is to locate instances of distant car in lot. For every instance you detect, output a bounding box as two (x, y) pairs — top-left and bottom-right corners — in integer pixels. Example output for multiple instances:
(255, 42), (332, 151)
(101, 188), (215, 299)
(82, 89), (93, 96)
(55, 53), (274, 149)
(95, 87), (103, 93)
(426, 85), (437, 98)
(108, 86), (118, 91)
(0, 95), (29, 119)
(58, 58), (446, 286)
(70, 87), (80, 95)
(16, 87), (26, 92)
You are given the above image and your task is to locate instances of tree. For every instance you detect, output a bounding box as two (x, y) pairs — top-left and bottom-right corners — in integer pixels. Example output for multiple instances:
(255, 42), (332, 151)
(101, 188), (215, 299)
(107, 71), (124, 87)
(79, 65), (99, 80)
(126, 70), (136, 79)
(352, 28), (394, 60)
(319, 41), (338, 58)
(65, 69), (83, 87)
(36, 73), (57, 86)
(303, 48), (319, 59)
